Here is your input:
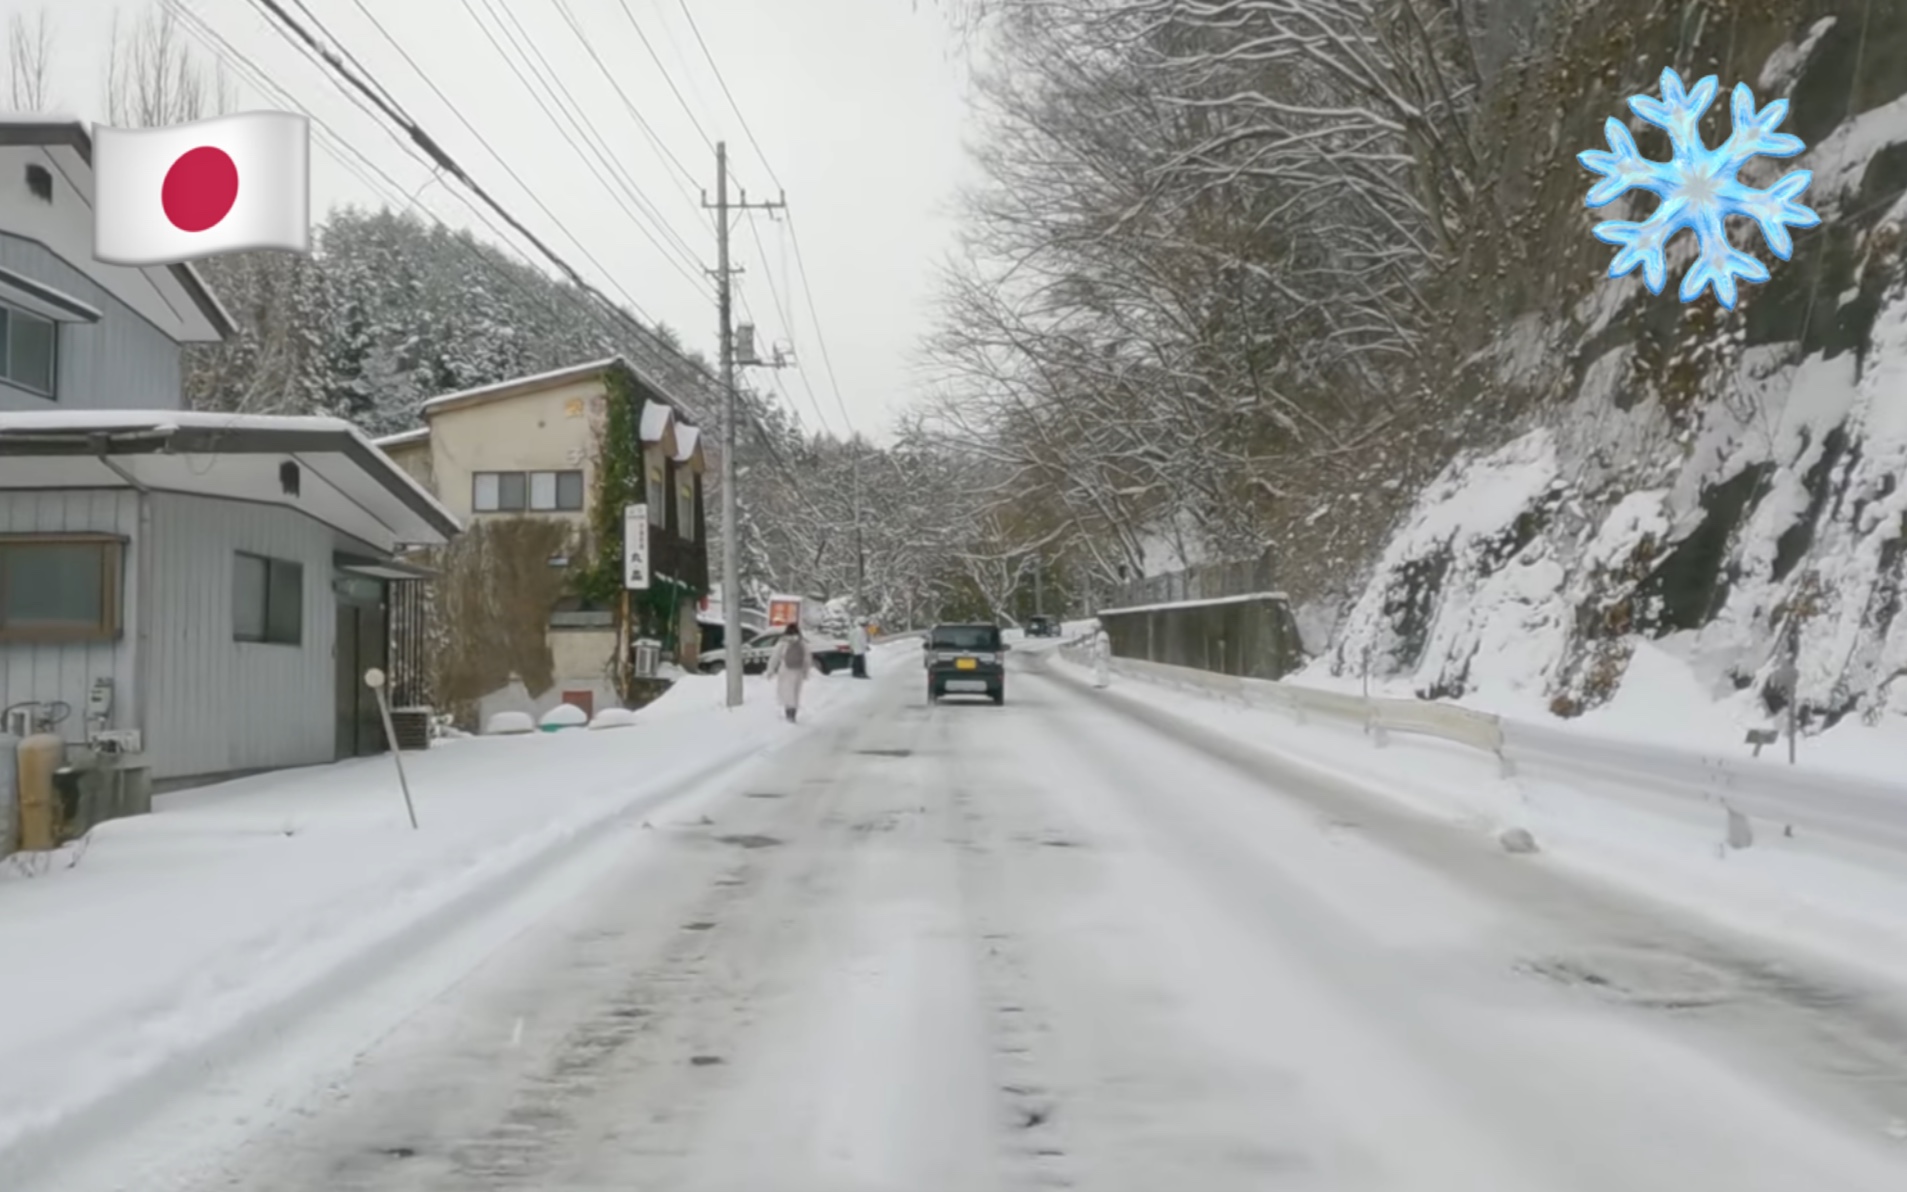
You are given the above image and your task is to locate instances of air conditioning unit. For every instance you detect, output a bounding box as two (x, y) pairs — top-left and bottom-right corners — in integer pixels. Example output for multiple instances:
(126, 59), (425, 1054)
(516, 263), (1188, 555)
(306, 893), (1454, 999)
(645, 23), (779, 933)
(54, 757), (152, 838)
(389, 709), (432, 751)
(633, 638), (662, 678)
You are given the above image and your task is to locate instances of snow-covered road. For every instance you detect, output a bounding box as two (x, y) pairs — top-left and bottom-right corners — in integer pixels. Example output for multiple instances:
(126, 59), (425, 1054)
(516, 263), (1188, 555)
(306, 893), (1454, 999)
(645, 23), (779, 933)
(30, 656), (1907, 1190)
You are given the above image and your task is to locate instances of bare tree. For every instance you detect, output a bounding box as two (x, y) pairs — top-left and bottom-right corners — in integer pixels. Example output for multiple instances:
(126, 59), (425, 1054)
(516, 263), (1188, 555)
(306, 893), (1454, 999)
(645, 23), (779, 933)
(6, 9), (56, 111)
(105, 2), (233, 128)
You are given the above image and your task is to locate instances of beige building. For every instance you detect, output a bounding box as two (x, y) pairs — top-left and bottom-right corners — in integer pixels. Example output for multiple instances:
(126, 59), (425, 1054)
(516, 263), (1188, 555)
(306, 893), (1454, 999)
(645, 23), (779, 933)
(376, 357), (709, 723)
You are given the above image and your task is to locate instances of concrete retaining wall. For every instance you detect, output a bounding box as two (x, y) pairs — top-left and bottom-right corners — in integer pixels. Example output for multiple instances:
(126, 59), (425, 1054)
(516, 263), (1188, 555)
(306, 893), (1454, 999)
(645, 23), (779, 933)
(1098, 592), (1305, 681)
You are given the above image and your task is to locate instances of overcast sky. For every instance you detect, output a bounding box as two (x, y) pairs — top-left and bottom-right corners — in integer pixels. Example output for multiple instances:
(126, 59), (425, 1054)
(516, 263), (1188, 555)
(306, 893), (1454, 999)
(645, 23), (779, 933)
(14, 0), (976, 441)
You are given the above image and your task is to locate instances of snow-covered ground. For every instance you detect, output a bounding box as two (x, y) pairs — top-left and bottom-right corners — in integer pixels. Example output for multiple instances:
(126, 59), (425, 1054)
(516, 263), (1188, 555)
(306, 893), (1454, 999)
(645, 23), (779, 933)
(9, 646), (1907, 1189)
(1038, 639), (1907, 990)
(0, 663), (885, 1186)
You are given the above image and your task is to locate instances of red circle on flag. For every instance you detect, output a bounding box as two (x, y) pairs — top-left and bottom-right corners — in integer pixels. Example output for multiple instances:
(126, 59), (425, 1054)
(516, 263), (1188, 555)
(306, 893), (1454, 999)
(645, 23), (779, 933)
(161, 146), (239, 232)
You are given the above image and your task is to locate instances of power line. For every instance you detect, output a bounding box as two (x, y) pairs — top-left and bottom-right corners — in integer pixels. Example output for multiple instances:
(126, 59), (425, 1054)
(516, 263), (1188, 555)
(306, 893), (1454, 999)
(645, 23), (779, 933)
(744, 212), (833, 435)
(245, 0), (684, 357)
(166, 1), (655, 394)
(461, 0), (711, 284)
(606, 0), (714, 150)
(784, 213), (858, 436)
(657, 7), (851, 438)
(511, 0), (703, 213)
(223, 0), (827, 510)
(673, 0), (780, 191)
(347, 0), (709, 295)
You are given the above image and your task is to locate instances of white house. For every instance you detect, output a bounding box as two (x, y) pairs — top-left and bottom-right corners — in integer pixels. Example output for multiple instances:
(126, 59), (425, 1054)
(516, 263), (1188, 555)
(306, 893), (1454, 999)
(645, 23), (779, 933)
(0, 118), (459, 798)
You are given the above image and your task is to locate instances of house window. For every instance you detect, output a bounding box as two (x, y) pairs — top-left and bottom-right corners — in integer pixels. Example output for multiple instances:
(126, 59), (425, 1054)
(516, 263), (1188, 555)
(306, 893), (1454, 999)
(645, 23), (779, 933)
(233, 552), (303, 645)
(0, 535), (120, 641)
(473, 470), (583, 512)
(0, 302), (56, 396)
(678, 480), (696, 541)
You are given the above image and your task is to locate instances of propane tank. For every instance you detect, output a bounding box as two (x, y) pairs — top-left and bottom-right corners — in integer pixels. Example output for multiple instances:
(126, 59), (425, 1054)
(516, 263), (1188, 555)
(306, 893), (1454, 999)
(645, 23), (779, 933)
(15, 731), (65, 851)
(0, 727), (17, 856)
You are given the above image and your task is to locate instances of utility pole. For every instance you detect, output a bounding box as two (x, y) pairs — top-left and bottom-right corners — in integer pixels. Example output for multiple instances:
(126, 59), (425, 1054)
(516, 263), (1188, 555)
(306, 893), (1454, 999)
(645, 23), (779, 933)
(703, 141), (784, 709)
(853, 439), (865, 618)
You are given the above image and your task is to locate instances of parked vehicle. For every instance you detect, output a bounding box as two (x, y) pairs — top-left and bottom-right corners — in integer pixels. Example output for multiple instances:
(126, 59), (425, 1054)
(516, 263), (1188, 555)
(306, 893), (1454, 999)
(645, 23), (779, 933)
(924, 622), (1008, 705)
(1025, 615), (1060, 637)
(699, 629), (853, 676)
(697, 630), (782, 675)
(764, 592), (854, 674)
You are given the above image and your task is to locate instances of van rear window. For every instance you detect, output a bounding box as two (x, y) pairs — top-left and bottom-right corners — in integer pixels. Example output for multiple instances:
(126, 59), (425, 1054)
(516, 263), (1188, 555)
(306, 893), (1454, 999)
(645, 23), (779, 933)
(931, 626), (999, 651)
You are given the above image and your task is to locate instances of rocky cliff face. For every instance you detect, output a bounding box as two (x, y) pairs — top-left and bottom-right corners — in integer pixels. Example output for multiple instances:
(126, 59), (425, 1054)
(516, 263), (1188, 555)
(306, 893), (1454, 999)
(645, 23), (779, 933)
(1317, 1), (1907, 735)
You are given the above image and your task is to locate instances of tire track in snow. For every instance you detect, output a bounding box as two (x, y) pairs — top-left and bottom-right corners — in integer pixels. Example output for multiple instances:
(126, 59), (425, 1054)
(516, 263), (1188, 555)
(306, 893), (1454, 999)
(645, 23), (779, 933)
(937, 679), (1357, 1189)
(177, 713), (871, 1191)
(589, 690), (1008, 1190)
(931, 703), (1079, 1190)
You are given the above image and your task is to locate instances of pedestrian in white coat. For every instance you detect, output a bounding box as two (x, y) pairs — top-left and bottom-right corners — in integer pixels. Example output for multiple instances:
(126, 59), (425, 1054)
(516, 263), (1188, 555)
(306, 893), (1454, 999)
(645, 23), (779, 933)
(1091, 625), (1112, 688)
(765, 623), (812, 722)
(849, 619), (870, 678)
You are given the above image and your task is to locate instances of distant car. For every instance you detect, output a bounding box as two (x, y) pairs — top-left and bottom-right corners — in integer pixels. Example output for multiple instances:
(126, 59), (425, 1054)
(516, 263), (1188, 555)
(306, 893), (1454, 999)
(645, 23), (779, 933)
(924, 622), (1007, 705)
(1025, 615), (1060, 637)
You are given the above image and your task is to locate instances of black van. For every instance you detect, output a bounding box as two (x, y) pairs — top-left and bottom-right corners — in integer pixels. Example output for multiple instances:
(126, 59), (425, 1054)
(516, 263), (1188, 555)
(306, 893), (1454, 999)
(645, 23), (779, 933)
(925, 622), (1007, 705)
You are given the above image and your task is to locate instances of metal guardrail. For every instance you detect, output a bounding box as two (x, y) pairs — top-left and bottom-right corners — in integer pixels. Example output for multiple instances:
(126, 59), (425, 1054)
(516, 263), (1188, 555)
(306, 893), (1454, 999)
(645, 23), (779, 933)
(1055, 646), (1907, 851)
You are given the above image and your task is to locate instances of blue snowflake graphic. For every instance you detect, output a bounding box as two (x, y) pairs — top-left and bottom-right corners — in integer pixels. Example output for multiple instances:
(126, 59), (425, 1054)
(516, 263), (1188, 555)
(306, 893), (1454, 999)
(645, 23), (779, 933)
(1579, 67), (1820, 309)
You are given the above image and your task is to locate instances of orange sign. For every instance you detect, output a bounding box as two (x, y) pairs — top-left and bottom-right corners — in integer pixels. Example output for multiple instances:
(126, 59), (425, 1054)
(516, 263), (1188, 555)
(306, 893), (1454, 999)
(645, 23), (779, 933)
(767, 596), (801, 627)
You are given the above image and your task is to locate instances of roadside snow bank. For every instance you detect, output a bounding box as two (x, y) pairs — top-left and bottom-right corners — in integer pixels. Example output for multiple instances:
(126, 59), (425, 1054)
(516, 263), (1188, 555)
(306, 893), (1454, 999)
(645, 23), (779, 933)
(0, 671), (868, 1167)
(1053, 651), (1907, 992)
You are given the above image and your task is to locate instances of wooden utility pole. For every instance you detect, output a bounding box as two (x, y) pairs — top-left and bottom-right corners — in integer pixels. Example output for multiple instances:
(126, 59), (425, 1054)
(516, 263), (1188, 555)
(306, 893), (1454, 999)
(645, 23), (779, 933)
(703, 142), (784, 708)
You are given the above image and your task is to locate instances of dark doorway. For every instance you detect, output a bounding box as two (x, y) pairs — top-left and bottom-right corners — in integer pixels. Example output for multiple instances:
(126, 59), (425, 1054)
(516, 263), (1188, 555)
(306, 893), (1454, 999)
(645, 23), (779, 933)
(334, 570), (390, 760)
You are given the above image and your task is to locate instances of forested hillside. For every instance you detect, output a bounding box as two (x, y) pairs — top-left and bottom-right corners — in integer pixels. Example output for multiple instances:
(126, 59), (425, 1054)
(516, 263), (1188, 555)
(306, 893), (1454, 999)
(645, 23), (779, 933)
(921, 0), (1907, 736)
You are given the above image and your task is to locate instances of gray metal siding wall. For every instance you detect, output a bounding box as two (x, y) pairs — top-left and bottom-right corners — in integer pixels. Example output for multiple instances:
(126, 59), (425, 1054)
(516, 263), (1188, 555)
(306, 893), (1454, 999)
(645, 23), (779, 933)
(144, 493), (335, 781)
(0, 489), (139, 741)
(0, 233), (184, 412)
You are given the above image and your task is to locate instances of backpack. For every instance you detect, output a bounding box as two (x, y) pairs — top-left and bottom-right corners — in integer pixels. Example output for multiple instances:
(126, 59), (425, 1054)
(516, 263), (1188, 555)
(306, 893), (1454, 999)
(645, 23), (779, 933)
(783, 637), (808, 668)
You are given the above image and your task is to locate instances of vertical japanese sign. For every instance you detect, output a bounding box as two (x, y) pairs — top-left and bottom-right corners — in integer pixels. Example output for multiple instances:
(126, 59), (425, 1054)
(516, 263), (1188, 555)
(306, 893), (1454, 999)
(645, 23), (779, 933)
(623, 503), (650, 590)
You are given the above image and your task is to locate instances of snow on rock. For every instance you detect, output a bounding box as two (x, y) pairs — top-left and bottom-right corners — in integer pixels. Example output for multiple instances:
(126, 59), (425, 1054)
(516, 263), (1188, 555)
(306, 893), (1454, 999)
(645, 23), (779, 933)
(1321, 45), (1907, 742)
(1330, 428), (1568, 703)
(539, 703), (589, 730)
(485, 711), (535, 735)
(1758, 16), (1836, 94)
(589, 707), (638, 730)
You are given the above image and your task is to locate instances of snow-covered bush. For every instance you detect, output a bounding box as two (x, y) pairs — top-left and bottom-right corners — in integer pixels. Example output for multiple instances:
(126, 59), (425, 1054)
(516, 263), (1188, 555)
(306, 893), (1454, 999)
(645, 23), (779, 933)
(484, 711), (534, 735)
(539, 703), (588, 730)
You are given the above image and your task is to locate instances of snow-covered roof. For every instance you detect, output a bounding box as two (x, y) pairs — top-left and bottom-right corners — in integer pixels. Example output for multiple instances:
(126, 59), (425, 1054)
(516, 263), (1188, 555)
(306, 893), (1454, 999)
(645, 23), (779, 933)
(419, 356), (626, 416)
(0, 118), (234, 341)
(0, 409), (460, 549)
(374, 426), (430, 449)
(671, 424), (701, 463)
(639, 400), (674, 443)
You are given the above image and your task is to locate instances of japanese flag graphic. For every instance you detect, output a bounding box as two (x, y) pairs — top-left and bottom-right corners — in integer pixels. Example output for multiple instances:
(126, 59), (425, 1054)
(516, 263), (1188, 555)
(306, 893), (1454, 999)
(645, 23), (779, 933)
(92, 111), (309, 266)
